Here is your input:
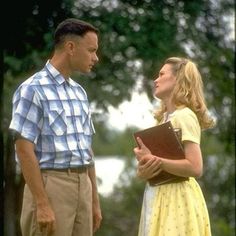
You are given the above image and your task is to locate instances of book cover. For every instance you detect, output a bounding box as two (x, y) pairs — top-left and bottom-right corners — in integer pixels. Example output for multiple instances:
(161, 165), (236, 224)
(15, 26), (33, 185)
(133, 121), (188, 185)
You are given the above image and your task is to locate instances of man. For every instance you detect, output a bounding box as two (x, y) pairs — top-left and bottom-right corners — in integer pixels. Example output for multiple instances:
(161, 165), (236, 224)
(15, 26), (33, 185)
(9, 18), (102, 236)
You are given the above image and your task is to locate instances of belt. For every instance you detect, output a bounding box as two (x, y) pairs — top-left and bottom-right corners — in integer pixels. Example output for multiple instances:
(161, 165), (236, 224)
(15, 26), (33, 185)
(41, 166), (88, 174)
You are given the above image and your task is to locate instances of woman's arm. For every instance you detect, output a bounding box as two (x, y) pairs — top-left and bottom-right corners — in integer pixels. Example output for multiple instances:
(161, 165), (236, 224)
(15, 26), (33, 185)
(160, 141), (203, 178)
(134, 138), (203, 179)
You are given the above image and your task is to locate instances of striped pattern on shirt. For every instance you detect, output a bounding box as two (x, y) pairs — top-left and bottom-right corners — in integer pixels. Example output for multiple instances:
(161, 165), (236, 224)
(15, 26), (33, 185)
(9, 61), (95, 169)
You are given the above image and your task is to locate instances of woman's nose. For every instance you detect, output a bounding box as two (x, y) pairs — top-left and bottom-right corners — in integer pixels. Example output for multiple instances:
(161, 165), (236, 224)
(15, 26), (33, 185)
(154, 77), (159, 83)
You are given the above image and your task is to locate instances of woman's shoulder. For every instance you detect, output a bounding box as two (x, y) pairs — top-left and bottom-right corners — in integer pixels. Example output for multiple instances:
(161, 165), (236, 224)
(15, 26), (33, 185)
(172, 106), (200, 129)
(172, 107), (201, 143)
(174, 107), (198, 121)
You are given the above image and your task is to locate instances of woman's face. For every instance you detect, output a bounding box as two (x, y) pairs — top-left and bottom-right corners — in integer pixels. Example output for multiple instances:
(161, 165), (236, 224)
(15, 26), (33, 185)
(153, 63), (176, 100)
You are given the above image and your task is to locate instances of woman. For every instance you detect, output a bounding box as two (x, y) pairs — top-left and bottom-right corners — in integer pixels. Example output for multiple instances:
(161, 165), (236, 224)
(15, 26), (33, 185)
(134, 57), (215, 236)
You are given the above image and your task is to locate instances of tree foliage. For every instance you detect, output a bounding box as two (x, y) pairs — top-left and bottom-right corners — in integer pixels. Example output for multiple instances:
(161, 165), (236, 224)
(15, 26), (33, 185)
(3, 0), (235, 235)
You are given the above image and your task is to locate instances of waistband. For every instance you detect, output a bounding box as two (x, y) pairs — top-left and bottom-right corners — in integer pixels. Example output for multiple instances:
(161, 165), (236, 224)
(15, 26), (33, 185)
(41, 166), (88, 174)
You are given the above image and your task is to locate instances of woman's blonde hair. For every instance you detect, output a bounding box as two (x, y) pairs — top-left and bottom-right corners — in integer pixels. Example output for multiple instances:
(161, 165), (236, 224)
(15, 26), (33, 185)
(154, 57), (215, 129)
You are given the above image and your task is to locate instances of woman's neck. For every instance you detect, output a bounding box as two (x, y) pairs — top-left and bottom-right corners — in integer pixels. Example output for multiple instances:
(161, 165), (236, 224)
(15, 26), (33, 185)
(164, 98), (175, 114)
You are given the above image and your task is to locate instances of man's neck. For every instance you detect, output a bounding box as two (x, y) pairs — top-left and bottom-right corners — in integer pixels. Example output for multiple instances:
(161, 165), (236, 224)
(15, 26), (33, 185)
(49, 54), (70, 80)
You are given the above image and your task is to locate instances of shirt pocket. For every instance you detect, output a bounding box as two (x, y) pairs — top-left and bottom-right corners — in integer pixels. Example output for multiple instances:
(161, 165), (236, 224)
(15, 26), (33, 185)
(48, 109), (67, 136)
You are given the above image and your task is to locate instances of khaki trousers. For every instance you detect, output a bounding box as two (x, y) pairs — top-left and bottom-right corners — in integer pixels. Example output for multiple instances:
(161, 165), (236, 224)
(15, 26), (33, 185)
(20, 169), (92, 236)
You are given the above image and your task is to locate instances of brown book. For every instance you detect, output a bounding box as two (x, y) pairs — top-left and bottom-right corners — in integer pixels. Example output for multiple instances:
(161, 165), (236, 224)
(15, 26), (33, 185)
(133, 121), (188, 186)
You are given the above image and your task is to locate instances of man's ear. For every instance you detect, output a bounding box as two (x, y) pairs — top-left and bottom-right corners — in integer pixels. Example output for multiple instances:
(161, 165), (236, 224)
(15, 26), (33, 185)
(65, 40), (76, 56)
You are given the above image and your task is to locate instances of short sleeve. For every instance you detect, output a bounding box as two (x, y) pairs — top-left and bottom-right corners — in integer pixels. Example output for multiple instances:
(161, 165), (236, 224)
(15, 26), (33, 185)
(170, 108), (201, 144)
(9, 85), (43, 143)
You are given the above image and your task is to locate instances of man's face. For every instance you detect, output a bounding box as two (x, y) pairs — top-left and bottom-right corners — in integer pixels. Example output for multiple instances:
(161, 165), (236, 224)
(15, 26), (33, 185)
(73, 31), (99, 73)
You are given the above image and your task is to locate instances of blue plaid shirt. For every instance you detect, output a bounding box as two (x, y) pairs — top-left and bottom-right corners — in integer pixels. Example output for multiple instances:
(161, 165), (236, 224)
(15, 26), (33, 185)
(9, 61), (95, 169)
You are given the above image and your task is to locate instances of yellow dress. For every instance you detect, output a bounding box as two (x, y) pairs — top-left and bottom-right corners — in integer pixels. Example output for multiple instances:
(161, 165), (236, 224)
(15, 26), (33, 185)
(138, 107), (211, 236)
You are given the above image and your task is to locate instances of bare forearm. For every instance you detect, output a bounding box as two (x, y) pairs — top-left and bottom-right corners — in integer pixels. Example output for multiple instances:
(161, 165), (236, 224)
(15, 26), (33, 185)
(88, 149), (100, 203)
(16, 140), (49, 205)
(20, 155), (49, 203)
(160, 158), (202, 178)
(161, 142), (203, 178)
(88, 165), (102, 232)
(16, 138), (56, 232)
(88, 166), (100, 203)
(143, 142), (203, 178)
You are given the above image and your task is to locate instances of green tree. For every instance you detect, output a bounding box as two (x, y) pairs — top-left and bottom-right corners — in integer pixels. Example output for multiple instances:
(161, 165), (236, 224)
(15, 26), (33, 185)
(3, 0), (235, 235)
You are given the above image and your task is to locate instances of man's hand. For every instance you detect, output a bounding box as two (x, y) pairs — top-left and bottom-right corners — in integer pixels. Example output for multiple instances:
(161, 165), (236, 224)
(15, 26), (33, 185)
(93, 204), (102, 233)
(37, 202), (56, 234)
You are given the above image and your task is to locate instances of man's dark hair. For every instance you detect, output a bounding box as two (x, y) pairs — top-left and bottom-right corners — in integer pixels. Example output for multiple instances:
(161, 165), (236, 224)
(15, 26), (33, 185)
(54, 18), (99, 46)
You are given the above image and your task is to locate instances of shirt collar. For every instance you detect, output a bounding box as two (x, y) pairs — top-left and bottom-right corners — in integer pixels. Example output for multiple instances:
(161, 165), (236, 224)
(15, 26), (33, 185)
(164, 111), (175, 122)
(45, 60), (77, 87)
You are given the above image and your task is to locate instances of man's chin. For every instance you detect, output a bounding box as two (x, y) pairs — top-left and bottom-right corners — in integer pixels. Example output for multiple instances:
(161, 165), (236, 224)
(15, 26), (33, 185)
(78, 68), (91, 74)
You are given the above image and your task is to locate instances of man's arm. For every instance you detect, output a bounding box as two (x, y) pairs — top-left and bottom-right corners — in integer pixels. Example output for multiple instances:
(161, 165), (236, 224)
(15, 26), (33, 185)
(88, 150), (102, 233)
(15, 138), (56, 233)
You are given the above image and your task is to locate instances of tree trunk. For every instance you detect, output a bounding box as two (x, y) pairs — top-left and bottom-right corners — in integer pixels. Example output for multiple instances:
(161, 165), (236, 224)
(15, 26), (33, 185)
(4, 132), (24, 236)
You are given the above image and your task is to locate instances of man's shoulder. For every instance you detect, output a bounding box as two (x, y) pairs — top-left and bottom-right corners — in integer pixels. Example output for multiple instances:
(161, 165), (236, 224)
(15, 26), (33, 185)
(13, 68), (52, 101)
(17, 69), (53, 91)
(68, 78), (81, 88)
(69, 78), (88, 98)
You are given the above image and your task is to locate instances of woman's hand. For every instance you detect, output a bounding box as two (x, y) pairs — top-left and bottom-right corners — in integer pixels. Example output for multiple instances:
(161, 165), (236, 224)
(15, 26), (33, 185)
(137, 156), (163, 180)
(133, 137), (163, 180)
(133, 137), (151, 161)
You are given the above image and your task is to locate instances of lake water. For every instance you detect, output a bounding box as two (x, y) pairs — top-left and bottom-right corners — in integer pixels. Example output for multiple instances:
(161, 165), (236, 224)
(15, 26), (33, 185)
(95, 156), (125, 196)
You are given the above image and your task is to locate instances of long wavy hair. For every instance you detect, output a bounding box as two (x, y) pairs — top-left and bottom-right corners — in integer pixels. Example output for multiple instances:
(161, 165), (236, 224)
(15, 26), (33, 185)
(154, 57), (215, 129)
